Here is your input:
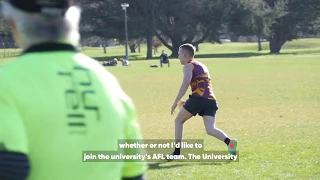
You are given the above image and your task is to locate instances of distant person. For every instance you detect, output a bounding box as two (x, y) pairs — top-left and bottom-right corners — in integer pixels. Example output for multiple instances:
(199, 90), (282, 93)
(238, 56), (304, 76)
(122, 58), (130, 66)
(0, 0), (147, 179)
(160, 50), (170, 67)
(167, 43), (237, 161)
(113, 58), (118, 66)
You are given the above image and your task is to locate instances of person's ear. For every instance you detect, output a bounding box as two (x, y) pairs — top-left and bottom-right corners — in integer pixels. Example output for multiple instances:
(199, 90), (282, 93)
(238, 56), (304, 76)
(184, 53), (188, 60)
(6, 19), (18, 37)
(6, 19), (16, 29)
(7, 19), (23, 48)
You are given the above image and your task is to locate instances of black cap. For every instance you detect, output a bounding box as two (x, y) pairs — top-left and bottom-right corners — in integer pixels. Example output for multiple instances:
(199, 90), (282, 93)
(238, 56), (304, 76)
(8, 0), (74, 15)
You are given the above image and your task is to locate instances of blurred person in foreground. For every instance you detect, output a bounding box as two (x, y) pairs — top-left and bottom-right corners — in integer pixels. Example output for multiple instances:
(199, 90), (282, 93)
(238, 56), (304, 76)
(0, 0), (147, 179)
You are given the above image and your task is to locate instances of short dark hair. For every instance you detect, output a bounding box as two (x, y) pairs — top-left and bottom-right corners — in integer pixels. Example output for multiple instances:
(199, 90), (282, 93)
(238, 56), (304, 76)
(179, 43), (195, 57)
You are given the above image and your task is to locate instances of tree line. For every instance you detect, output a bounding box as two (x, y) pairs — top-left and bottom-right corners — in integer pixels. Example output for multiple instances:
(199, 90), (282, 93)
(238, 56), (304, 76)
(80, 0), (320, 58)
(1, 0), (320, 59)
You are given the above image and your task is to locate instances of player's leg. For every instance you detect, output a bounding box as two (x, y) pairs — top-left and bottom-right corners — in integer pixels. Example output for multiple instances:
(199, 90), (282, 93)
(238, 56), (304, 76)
(202, 115), (237, 154)
(173, 107), (193, 155)
(200, 99), (238, 154)
(202, 115), (228, 141)
(166, 98), (196, 161)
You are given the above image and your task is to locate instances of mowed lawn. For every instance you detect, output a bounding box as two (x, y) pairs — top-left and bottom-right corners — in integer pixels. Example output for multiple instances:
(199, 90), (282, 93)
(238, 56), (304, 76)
(1, 39), (319, 179)
(104, 39), (320, 180)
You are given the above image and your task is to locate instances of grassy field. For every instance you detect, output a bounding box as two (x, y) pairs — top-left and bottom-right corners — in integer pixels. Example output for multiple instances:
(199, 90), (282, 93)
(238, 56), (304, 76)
(1, 39), (319, 179)
(103, 39), (320, 180)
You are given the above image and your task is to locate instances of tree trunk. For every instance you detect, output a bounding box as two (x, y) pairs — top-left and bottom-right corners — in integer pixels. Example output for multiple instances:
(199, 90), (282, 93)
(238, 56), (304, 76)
(195, 44), (199, 52)
(102, 38), (106, 54)
(257, 35), (262, 51)
(138, 43), (141, 53)
(0, 35), (6, 58)
(153, 47), (159, 55)
(145, 0), (154, 60)
(170, 39), (182, 58)
(269, 38), (286, 54)
(103, 46), (106, 54)
(230, 34), (238, 42)
(129, 44), (136, 53)
(146, 35), (153, 59)
(258, 40), (262, 51)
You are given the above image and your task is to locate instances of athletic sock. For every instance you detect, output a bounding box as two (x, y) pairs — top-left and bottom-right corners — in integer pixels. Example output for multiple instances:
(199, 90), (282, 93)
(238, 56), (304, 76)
(173, 148), (180, 155)
(224, 138), (230, 146)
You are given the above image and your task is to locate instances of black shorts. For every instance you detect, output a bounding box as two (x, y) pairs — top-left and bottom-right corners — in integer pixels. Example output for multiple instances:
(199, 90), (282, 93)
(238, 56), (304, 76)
(183, 95), (218, 117)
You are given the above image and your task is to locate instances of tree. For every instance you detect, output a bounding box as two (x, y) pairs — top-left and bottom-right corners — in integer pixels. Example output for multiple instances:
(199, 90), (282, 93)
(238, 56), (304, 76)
(227, 0), (286, 51)
(249, 0), (286, 51)
(129, 38), (144, 53)
(152, 37), (162, 55)
(80, 0), (123, 54)
(153, 0), (227, 58)
(266, 0), (320, 53)
(203, 0), (230, 44)
(80, 0), (156, 59)
(128, 0), (159, 59)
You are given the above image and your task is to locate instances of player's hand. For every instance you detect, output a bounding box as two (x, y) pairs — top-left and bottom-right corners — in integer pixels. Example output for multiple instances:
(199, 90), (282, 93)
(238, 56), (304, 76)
(171, 103), (177, 115)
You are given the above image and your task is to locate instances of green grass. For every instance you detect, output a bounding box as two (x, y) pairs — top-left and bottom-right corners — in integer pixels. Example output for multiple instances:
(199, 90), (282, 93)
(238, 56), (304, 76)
(1, 38), (319, 179)
(102, 39), (320, 180)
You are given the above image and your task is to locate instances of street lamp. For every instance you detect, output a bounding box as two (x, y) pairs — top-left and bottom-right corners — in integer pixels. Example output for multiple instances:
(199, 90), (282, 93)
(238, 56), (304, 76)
(121, 3), (129, 60)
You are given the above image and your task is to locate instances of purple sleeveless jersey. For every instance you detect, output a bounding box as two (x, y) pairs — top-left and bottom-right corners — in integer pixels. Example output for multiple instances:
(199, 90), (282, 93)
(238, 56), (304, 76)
(188, 60), (216, 100)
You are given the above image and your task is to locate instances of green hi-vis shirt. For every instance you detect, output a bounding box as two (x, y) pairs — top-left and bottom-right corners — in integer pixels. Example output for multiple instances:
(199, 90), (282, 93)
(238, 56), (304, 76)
(0, 43), (147, 180)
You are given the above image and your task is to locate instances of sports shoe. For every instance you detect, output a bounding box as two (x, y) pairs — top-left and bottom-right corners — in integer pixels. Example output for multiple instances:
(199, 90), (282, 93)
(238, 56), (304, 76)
(165, 152), (175, 162)
(228, 139), (238, 155)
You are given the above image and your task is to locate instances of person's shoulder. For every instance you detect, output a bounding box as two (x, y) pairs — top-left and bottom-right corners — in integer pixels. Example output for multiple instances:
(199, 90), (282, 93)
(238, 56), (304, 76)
(75, 54), (134, 106)
(183, 63), (193, 71)
(0, 58), (25, 92)
(194, 60), (207, 66)
(74, 54), (122, 85)
(74, 53), (108, 71)
(0, 56), (26, 78)
(69, 53), (119, 88)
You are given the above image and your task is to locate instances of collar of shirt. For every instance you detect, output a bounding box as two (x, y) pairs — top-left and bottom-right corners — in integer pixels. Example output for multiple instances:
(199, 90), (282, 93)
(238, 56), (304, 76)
(22, 42), (79, 55)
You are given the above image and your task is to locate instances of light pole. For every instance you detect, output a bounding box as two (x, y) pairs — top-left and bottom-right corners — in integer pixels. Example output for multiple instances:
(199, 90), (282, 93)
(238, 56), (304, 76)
(121, 3), (129, 60)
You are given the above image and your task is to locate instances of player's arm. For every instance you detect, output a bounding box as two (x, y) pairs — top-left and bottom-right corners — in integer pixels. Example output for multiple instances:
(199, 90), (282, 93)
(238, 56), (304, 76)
(172, 63), (193, 105)
(0, 83), (30, 180)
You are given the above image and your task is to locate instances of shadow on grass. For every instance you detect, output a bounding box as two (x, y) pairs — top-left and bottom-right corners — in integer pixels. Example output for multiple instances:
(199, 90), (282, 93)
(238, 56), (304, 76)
(148, 161), (231, 170)
(195, 52), (267, 59)
(195, 49), (320, 59)
(92, 52), (268, 61)
(280, 49), (320, 55)
(90, 49), (320, 61)
(91, 52), (277, 61)
(197, 161), (232, 166)
(93, 55), (161, 61)
(148, 162), (189, 170)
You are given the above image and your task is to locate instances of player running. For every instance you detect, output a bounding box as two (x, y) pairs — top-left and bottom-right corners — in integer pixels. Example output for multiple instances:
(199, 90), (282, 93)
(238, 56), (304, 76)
(168, 43), (237, 160)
